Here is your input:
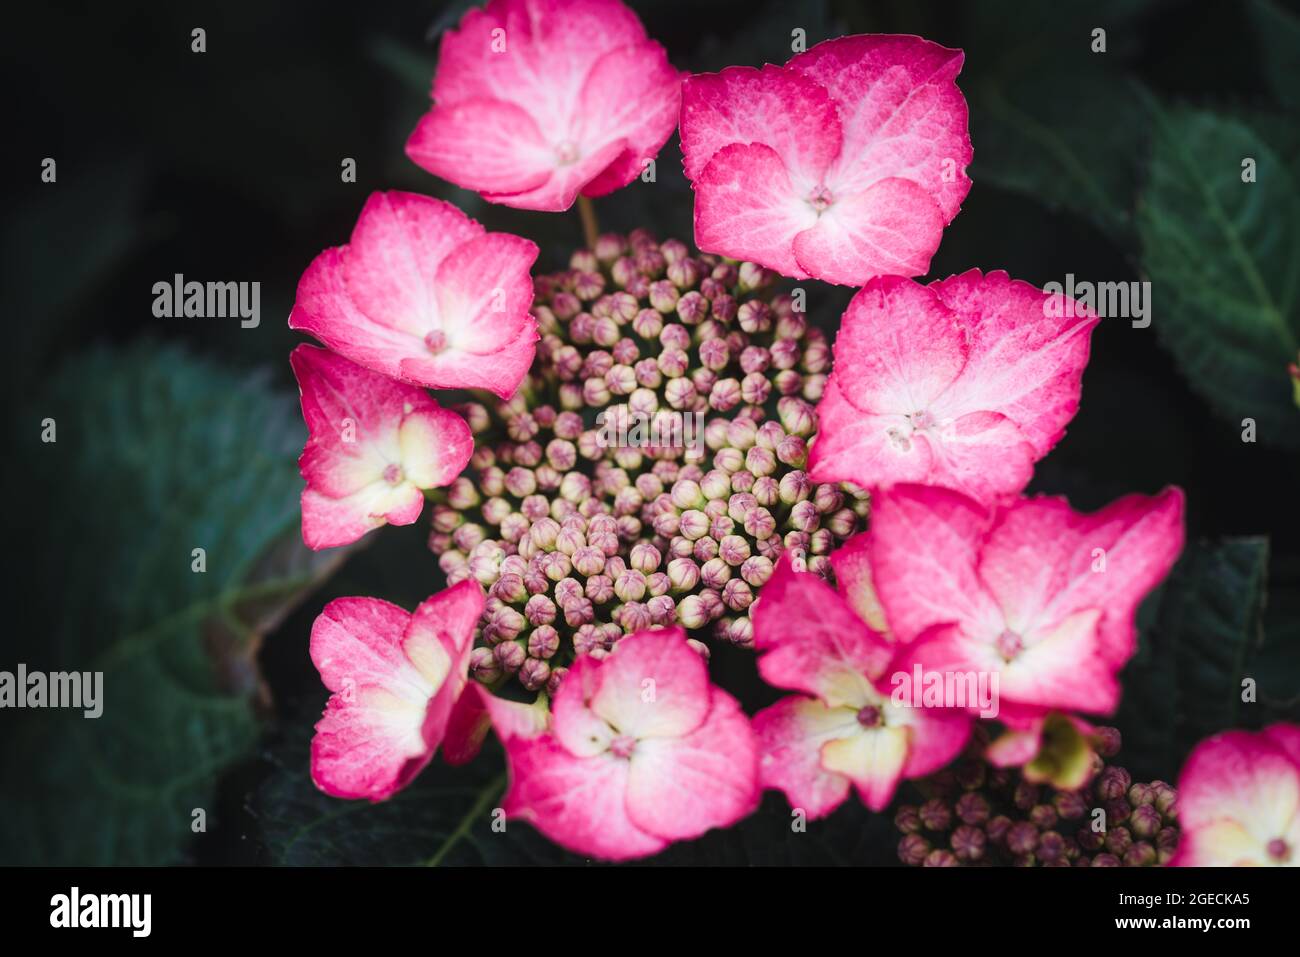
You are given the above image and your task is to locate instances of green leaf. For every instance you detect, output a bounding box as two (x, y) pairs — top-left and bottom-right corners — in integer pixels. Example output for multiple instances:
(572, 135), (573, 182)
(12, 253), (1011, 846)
(1137, 104), (1300, 447)
(0, 343), (341, 865)
(1116, 538), (1271, 781)
(1250, 0), (1300, 111)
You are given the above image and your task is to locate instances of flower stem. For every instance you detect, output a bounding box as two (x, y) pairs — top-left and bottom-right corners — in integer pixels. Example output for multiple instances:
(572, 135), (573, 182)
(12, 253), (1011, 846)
(577, 195), (599, 250)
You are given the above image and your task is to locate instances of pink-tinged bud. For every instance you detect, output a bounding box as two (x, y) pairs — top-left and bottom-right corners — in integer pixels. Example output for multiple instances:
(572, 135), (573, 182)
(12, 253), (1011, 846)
(519, 657), (551, 692)
(453, 523), (486, 552)
(895, 805), (922, 834)
(777, 396), (816, 436)
(1090, 853), (1121, 867)
(446, 478), (480, 511)
(1012, 781), (1039, 811)
(1005, 822), (1039, 856)
(709, 513), (735, 540)
(1076, 827), (1104, 852)
(713, 447), (744, 473)
(744, 445), (776, 477)
(726, 417), (758, 451)
(540, 552), (572, 582)
(524, 593), (557, 627)
(700, 558), (732, 589)
(700, 470), (731, 500)
(619, 601), (652, 633)
(952, 825), (987, 863)
(431, 505), (463, 534)
(659, 323), (691, 351)
(593, 233), (625, 263)
(469, 647), (502, 684)
(1030, 804), (1058, 829)
(721, 578), (753, 612)
(646, 572), (670, 596)
(527, 624), (560, 660)
(614, 569), (647, 603)
(572, 624), (603, 656)
(725, 615), (754, 647)
(557, 382), (584, 410)
(770, 338), (800, 370)
(1128, 782), (1154, 807)
(955, 792), (991, 826)
(482, 497), (512, 526)
(604, 555), (628, 579)
(699, 338), (730, 371)
(924, 850), (958, 867)
(709, 378), (742, 411)
(740, 555), (775, 588)
(648, 279), (679, 313)
(671, 479), (705, 510)
(986, 816), (1013, 845)
(778, 471), (812, 504)
(469, 555), (500, 587)
(677, 594), (709, 629)
(1098, 767), (1131, 801)
(562, 597), (595, 628)
(737, 299), (771, 333)
(678, 509), (710, 541)
(802, 374), (826, 402)
(559, 471), (591, 503)
(492, 574), (527, 605)
(807, 555), (832, 578)
(667, 558), (701, 592)
(1122, 841), (1156, 867)
(1156, 826), (1179, 851)
(739, 371), (772, 406)
(1054, 791), (1088, 820)
(1035, 830), (1066, 864)
(898, 834), (931, 866)
(567, 546), (601, 577)
(653, 512), (681, 538)
(1105, 798), (1132, 826)
(692, 536), (720, 564)
(494, 640), (526, 674)
(646, 594), (676, 626)
(605, 364), (636, 396)
(773, 369), (802, 396)
(494, 607), (527, 641)
(523, 567), (549, 596)
(663, 377), (696, 409)
(919, 798), (951, 832)
(585, 574), (614, 605)
(737, 506), (773, 541)
(812, 484), (843, 514)
(436, 550), (467, 575)
(1129, 803), (1161, 839)
(1094, 726), (1122, 757)
(730, 469), (756, 493)
(1151, 781), (1177, 816)
(545, 666), (568, 696)
(676, 291), (708, 325)
(789, 500), (821, 533)
(554, 577), (583, 608)
(718, 534), (751, 566)
(1104, 826), (1132, 856)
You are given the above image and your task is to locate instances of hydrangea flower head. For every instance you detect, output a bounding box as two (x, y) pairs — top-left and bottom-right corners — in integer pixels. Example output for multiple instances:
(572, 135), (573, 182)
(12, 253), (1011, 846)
(500, 626), (759, 860)
(809, 271), (1098, 507)
(752, 554), (972, 816)
(1171, 723), (1300, 866)
(289, 191), (539, 399)
(680, 34), (972, 285)
(309, 580), (485, 801)
(291, 344), (474, 550)
(428, 230), (869, 695)
(407, 0), (680, 211)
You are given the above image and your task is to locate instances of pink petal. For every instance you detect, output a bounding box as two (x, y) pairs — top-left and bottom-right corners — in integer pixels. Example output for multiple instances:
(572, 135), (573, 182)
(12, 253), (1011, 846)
(792, 177), (946, 284)
(503, 736), (666, 861)
(866, 484), (1001, 644)
(481, 138), (629, 212)
(807, 381), (936, 489)
(790, 34), (972, 221)
(590, 626), (711, 740)
(922, 410), (1037, 507)
(443, 683), (550, 766)
(1173, 727), (1300, 866)
(406, 580), (485, 755)
(829, 531), (891, 636)
(692, 142), (816, 279)
(405, 98), (554, 197)
(977, 488), (1185, 667)
(551, 653), (618, 757)
(753, 696), (854, 819)
(300, 484), (423, 551)
(823, 275), (968, 415)
(680, 64), (841, 185)
(752, 553), (893, 704)
(821, 725), (909, 812)
(308, 597), (433, 801)
(624, 688), (759, 841)
(929, 269), (1098, 458)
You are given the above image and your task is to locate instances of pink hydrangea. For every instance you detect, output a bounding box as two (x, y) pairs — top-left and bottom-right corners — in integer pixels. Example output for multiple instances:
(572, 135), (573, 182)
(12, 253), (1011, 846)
(500, 626), (758, 860)
(751, 555), (972, 816)
(1172, 724), (1300, 866)
(872, 484), (1185, 719)
(288, 191), (539, 399)
(309, 580), (485, 801)
(809, 271), (1098, 508)
(290, 344), (473, 550)
(679, 34), (971, 285)
(407, 0), (680, 211)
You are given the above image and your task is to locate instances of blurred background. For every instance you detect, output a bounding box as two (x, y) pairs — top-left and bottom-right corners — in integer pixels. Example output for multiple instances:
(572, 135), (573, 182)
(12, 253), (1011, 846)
(2, 0), (1297, 865)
